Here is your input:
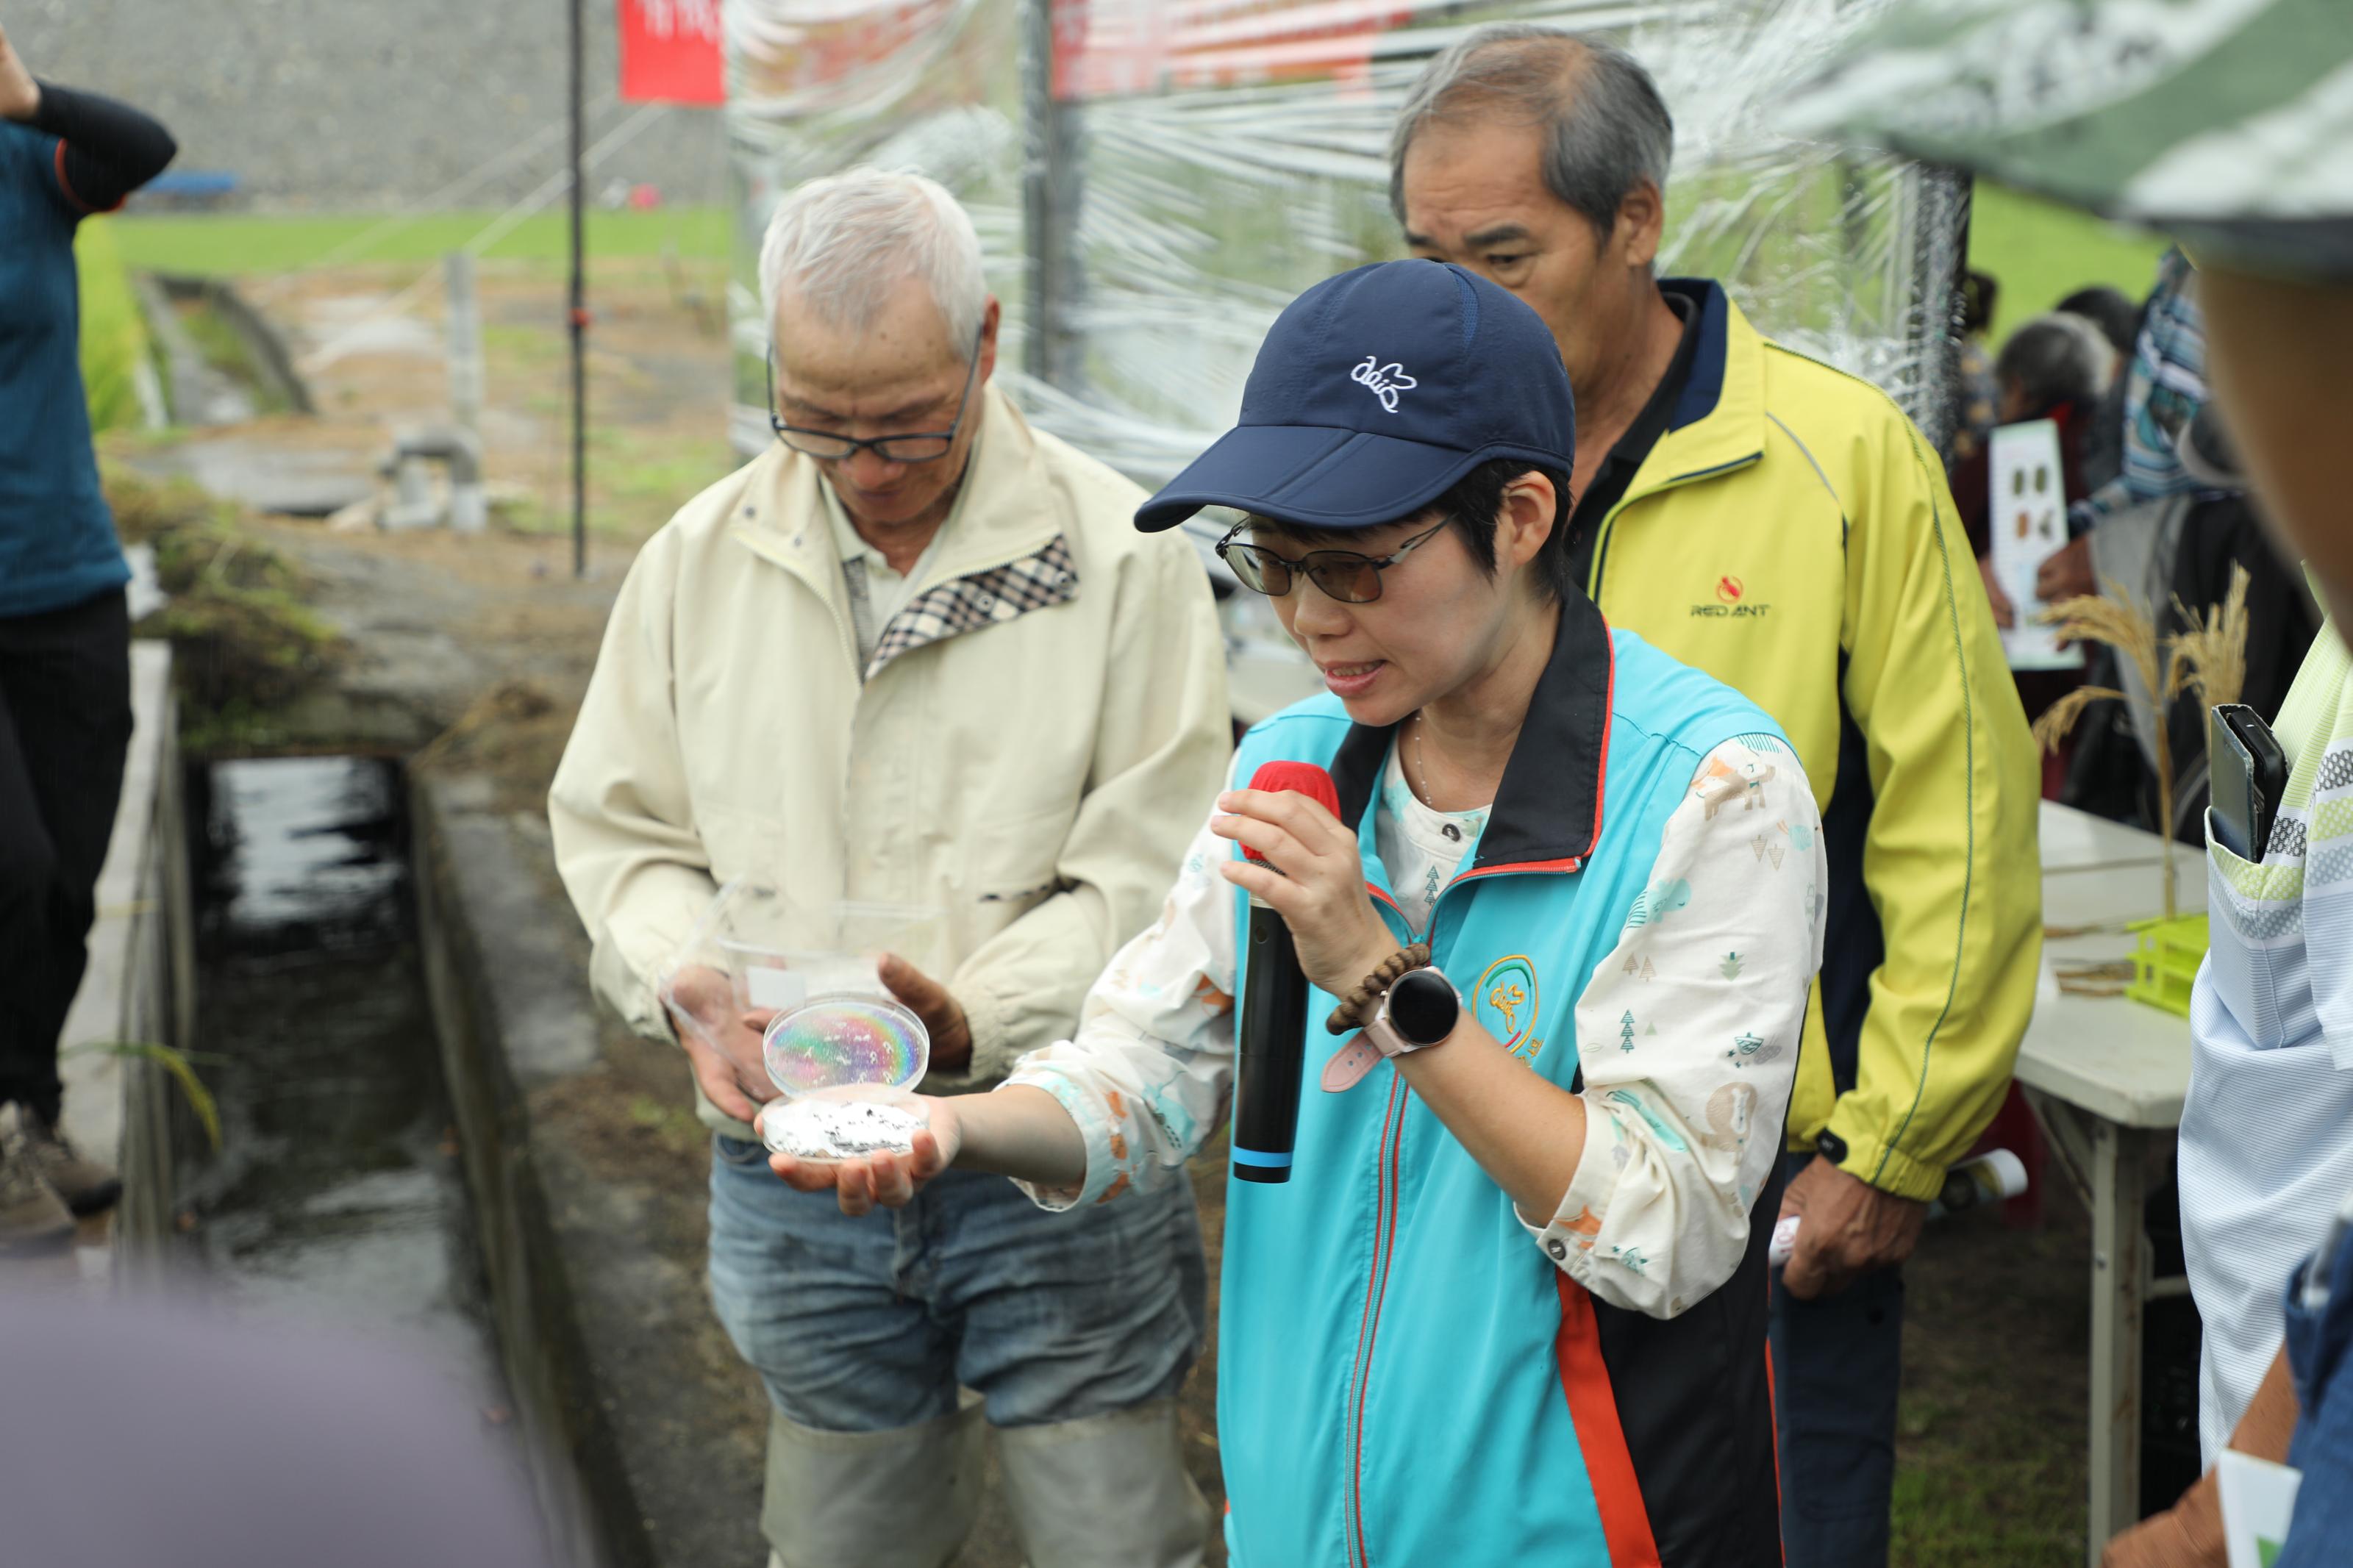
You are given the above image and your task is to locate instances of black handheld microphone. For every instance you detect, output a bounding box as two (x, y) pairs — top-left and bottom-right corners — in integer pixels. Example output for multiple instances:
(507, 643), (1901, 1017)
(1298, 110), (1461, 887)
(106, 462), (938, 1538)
(1232, 762), (1340, 1185)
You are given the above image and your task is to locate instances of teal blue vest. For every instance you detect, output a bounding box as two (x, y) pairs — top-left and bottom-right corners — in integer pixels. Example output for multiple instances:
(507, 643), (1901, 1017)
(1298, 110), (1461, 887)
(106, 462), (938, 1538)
(1218, 604), (1790, 1567)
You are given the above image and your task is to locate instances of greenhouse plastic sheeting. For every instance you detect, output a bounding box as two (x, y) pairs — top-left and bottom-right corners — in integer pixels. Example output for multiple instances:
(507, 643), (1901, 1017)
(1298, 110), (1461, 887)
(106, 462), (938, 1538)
(724, 0), (1968, 482)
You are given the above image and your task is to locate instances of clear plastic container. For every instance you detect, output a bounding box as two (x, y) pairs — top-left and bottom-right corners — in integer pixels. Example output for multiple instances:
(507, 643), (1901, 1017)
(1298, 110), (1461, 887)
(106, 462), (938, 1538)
(757, 994), (932, 1158)
(709, 895), (946, 1015)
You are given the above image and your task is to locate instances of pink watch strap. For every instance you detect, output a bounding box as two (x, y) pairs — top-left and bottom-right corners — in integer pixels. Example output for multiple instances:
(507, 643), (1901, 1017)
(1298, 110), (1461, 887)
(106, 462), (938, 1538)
(1321, 1035), (1383, 1093)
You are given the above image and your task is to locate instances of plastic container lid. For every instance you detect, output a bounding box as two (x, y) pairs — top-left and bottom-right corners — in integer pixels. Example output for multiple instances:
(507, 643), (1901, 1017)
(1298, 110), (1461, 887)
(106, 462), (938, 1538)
(761, 994), (930, 1099)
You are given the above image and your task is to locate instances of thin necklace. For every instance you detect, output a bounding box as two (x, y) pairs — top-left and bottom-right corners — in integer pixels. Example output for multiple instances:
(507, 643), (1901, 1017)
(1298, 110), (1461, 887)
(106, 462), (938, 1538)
(1410, 712), (1436, 807)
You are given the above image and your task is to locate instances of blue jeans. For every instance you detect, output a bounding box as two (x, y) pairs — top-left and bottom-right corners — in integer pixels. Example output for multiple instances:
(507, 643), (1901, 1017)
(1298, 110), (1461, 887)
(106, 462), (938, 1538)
(1768, 1151), (1904, 1568)
(2279, 1228), (2353, 1567)
(707, 1134), (1206, 1432)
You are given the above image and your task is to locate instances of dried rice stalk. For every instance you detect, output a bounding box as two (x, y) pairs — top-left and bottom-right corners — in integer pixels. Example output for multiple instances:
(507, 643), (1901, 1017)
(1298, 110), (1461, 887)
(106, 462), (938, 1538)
(2035, 584), (2179, 916)
(2031, 684), (2132, 758)
(2040, 583), (2163, 699)
(2168, 563), (2254, 712)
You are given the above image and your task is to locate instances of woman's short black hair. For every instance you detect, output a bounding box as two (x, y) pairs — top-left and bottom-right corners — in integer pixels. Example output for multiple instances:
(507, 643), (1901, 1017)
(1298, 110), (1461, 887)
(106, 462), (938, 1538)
(1249, 457), (1576, 602)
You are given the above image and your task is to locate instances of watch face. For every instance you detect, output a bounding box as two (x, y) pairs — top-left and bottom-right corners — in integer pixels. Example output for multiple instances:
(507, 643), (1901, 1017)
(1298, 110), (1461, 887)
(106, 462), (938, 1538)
(1388, 968), (1459, 1047)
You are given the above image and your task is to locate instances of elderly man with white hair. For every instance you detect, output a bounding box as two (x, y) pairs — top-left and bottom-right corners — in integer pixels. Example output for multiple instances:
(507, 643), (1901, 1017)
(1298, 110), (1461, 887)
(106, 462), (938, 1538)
(549, 169), (1227, 1567)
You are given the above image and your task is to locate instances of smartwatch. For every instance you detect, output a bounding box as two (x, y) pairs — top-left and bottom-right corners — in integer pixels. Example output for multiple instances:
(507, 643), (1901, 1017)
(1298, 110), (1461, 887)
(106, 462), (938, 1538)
(1366, 967), (1462, 1057)
(1323, 966), (1461, 1092)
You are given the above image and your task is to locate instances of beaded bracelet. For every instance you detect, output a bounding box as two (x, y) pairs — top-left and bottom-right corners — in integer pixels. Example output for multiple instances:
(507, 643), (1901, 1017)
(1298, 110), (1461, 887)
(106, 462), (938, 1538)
(1325, 942), (1432, 1035)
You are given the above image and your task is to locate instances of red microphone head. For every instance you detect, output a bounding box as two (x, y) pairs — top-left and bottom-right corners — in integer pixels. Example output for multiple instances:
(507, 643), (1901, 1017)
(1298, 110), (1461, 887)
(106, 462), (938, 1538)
(1240, 762), (1341, 864)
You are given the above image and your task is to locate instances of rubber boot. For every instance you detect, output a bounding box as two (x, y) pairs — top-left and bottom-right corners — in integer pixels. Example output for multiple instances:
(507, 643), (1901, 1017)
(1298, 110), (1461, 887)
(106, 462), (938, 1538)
(21, 1109), (119, 1217)
(0, 1114), (75, 1256)
(762, 1392), (986, 1568)
(995, 1398), (1211, 1568)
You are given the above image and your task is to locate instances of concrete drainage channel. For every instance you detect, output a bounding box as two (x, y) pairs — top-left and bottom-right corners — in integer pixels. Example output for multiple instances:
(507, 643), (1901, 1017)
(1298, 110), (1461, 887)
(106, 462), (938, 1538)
(168, 755), (590, 1560)
(124, 746), (766, 1568)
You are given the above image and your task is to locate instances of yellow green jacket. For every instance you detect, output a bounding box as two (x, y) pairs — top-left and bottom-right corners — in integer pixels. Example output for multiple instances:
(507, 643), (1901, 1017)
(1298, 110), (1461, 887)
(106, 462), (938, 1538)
(1580, 280), (2041, 1200)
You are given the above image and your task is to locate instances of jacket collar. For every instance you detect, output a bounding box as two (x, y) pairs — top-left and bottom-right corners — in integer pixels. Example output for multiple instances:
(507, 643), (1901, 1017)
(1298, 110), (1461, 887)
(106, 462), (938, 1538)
(1624, 279), (1769, 503)
(1327, 587), (1615, 880)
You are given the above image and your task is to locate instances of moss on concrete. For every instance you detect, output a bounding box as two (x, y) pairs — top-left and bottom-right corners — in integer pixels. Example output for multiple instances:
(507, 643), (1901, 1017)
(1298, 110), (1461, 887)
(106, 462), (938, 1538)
(104, 467), (346, 753)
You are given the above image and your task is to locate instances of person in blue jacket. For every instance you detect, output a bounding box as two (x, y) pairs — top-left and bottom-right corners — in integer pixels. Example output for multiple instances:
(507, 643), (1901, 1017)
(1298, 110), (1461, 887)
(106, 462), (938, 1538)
(768, 260), (1828, 1565)
(0, 21), (174, 1253)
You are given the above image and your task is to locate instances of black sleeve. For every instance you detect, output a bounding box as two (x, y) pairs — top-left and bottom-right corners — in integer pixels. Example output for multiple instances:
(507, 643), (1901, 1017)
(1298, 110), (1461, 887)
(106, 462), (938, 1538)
(28, 80), (176, 212)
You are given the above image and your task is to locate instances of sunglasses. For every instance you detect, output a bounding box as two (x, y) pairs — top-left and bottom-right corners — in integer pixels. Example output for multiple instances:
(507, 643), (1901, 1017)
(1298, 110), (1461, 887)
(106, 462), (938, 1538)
(766, 324), (986, 464)
(1214, 515), (1450, 604)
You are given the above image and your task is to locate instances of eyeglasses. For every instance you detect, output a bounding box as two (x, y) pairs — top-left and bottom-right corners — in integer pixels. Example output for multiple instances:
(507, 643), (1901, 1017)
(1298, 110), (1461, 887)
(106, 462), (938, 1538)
(1214, 515), (1450, 604)
(766, 325), (985, 464)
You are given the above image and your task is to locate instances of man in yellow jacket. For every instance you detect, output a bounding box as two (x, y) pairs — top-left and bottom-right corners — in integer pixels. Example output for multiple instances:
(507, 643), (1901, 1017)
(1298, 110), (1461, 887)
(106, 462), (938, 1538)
(1392, 26), (2040, 1565)
(548, 171), (1229, 1567)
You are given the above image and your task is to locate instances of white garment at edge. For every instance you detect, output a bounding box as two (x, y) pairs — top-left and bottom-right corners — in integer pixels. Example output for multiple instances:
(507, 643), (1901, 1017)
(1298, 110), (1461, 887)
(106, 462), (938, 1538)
(2180, 626), (2353, 1460)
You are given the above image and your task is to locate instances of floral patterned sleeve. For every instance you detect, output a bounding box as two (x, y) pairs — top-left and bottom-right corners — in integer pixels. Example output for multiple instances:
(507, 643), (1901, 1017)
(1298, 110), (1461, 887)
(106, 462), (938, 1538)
(1000, 815), (1239, 1210)
(1526, 737), (1829, 1318)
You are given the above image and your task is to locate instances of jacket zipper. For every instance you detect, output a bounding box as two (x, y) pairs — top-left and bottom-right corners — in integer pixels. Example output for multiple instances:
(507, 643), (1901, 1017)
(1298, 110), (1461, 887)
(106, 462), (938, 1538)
(1345, 1073), (1407, 1568)
(1341, 864), (1538, 1565)
(1337, 888), (1412, 1568)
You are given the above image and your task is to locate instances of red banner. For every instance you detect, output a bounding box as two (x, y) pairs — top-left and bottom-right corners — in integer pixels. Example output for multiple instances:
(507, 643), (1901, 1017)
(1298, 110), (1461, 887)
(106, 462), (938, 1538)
(618, 0), (725, 107)
(1052, 0), (1418, 101)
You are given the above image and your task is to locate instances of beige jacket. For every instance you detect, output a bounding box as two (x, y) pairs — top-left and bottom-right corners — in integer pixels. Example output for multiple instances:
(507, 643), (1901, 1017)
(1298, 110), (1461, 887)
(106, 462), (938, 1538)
(548, 387), (1231, 1133)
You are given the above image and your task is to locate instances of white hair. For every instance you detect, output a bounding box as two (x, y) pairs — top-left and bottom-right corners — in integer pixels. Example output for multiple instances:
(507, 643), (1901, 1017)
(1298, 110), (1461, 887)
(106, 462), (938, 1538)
(758, 168), (988, 358)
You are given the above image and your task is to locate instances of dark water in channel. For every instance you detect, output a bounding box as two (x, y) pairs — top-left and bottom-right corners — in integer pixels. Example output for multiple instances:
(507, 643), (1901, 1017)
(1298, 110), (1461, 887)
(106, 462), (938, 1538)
(182, 756), (518, 1432)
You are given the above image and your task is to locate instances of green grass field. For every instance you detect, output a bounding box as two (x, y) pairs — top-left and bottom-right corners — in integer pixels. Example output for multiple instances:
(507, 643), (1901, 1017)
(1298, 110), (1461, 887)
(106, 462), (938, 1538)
(76, 215), (157, 432)
(1968, 182), (2170, 343)
(106, 181), (2162, 340)
(105, 204), (734, 276)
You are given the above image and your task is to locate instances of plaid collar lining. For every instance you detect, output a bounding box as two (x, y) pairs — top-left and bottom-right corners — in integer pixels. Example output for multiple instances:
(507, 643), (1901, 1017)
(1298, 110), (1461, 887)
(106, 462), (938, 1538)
(865, 534), (1079, 681)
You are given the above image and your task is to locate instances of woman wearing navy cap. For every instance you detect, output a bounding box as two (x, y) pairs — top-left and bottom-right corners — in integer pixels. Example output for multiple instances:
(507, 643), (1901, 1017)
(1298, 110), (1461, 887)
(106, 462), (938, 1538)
(771, 260), (1825, 1566)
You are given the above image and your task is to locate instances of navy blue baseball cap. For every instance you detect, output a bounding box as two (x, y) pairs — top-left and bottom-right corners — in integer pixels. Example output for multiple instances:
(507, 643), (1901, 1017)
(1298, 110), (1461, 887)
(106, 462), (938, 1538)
(1134, 260), (1576, 533)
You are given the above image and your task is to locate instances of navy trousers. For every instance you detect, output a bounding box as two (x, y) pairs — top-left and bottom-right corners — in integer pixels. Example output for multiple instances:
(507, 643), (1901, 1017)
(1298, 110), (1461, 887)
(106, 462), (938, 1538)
(1768, 1150), (1905, 1568)
(0, 589), (131, 1124)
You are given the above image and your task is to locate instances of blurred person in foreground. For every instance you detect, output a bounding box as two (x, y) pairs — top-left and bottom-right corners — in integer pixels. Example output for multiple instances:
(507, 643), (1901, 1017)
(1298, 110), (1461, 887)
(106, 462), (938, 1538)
(0, 21), (174, 1254)
(1790, 1), (2353, 1561)
(1387, 26), (2043, 1564)
(770, 257), (1828, 1567)
(547, 169), (1228, 1567)
(1, 1288), (557, 1568)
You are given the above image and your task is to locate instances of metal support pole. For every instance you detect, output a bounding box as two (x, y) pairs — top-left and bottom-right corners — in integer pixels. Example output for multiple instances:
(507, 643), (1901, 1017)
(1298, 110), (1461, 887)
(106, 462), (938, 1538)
(1018, 0), (1084, 390)
(1908, 162), (1974, 457)
(568, 0), (588, 579)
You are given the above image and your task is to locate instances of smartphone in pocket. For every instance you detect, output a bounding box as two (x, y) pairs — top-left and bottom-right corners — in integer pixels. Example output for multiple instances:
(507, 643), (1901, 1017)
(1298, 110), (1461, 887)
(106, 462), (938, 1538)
(2210, 704), (2288, 861)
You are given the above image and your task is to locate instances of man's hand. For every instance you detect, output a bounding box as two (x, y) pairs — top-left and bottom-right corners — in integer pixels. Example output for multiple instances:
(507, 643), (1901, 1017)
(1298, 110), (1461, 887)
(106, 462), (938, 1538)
(2035, 534), (2096, 604)
(0, 26), (43, 121)
(665, 964), (778, 1124)
(879, 955), (974, 1075)
(1777, 1155), (1929, 1299)
(1977, 555), (2016, 630)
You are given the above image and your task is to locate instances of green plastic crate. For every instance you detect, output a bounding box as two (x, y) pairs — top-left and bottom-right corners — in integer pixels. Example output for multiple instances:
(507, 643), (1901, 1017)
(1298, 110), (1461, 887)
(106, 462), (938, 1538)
(2126, 913), (2210, 1017)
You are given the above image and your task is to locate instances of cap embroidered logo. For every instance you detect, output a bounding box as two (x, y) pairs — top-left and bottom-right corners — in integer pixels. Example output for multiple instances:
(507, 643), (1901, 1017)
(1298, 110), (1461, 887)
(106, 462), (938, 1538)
(1349, 355), (1417, 413)
(1130, 262), (1575, 534)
